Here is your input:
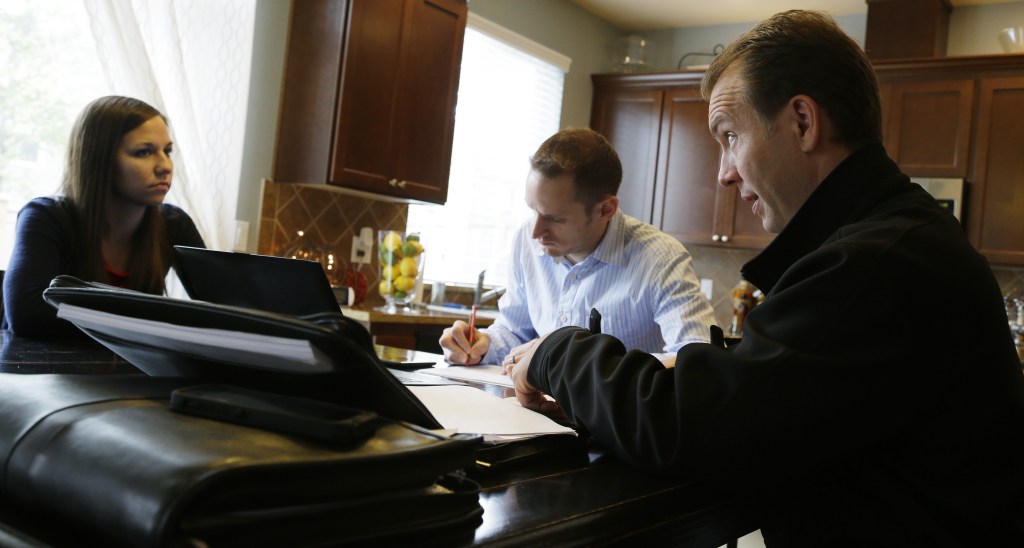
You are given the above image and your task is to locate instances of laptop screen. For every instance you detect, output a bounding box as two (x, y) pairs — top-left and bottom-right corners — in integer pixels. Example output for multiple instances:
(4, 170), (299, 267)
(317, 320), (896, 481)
(173, 246), (340, 317)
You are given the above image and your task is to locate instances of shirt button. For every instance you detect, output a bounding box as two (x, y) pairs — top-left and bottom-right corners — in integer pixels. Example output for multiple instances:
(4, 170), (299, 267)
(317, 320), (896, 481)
(560, 314), (567, 323)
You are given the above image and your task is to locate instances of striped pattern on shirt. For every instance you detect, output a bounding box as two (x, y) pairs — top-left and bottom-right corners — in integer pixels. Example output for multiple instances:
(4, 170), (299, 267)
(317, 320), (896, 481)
(483, 211), (716, 364)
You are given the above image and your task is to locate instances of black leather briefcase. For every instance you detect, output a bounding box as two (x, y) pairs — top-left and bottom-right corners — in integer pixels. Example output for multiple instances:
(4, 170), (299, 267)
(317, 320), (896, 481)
(0, 374), (482, 547)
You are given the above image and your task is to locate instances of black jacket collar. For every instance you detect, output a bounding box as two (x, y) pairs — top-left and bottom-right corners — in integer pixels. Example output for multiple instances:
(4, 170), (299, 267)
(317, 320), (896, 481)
(741, 142), (910, 293)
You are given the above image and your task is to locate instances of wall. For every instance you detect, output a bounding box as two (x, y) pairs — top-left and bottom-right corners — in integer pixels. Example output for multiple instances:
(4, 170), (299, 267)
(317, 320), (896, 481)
(237, 0), (290, 252)
(641, 15), (867, 72)
(948, 2), (1024, 55)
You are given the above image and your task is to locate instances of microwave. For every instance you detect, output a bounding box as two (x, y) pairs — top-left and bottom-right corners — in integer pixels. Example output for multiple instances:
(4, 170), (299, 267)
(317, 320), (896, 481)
(911, 177), (965, 221)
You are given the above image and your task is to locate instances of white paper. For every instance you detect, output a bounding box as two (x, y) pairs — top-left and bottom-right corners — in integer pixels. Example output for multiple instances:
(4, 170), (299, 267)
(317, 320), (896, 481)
(408, 385), (575, 437)
(56, 303), (332, 372)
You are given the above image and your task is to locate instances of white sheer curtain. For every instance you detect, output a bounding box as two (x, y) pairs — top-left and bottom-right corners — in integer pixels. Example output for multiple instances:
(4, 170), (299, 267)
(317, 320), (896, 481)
(83, 0), (255, 251)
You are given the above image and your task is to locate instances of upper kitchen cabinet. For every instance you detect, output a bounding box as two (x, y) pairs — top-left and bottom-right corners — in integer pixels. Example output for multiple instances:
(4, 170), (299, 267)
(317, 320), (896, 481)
(591, 72), (771, 250)
(874, 55), (1024, 266)
(879, 78), (974, 177)
(273, 0), (467, 204)
(966, 75), (1024, 265)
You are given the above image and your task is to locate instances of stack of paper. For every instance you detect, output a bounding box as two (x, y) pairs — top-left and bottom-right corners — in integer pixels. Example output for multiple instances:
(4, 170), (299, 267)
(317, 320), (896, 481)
(408, 385), (575, 442)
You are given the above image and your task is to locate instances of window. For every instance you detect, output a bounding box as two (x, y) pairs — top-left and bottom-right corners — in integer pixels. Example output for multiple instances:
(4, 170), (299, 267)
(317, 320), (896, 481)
(0, 0), (109, 269)
(406, 15), (569, 289)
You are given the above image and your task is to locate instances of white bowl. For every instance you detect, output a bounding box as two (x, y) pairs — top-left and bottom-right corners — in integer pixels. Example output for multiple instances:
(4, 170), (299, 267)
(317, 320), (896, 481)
(999, 27), (1024, 54)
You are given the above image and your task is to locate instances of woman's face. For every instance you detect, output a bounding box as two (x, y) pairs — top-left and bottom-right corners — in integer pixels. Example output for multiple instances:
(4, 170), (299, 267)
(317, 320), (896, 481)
(113, 115), (173, 208)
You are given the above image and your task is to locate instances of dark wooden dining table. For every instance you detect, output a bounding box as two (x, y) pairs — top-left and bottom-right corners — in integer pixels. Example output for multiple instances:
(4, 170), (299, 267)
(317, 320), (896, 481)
(0, 331), (758, 547)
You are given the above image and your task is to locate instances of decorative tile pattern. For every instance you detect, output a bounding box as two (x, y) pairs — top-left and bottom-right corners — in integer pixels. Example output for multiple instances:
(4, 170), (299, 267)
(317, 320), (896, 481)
(257, 180), (408, 305)
(687, 244), (760, 328)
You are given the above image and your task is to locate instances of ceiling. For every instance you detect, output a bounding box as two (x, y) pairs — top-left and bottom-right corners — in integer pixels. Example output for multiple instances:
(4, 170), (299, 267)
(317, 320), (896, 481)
(569, 0), (1021, 30)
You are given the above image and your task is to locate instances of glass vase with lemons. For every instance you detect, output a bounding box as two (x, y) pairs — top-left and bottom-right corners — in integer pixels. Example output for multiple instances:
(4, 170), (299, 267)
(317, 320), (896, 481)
(378, 230), (425, 313)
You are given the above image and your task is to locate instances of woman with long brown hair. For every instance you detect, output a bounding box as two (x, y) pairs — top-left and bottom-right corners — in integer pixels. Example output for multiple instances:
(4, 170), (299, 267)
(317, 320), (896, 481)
(3, 96), (205, 337)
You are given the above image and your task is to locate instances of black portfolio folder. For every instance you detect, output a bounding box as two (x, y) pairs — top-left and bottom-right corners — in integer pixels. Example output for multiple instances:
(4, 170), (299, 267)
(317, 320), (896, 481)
(42, 275), (442, 429)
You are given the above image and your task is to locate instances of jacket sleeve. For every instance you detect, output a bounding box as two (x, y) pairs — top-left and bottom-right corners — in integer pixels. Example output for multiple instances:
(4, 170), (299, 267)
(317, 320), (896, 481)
(526, 239), (989, 492)
(3, 200), (82, 338)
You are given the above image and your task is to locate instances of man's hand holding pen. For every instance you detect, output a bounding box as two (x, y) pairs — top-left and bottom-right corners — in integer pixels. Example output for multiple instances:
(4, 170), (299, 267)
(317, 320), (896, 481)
(439, 318), (490, 365)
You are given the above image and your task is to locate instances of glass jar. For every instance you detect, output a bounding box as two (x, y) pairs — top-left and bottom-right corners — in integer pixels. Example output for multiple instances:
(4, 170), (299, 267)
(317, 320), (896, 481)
(377, 230), (425, 313)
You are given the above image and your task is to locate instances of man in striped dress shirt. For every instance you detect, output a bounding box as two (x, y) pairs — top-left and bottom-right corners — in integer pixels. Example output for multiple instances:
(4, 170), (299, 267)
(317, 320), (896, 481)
(439, 128), (716, 367)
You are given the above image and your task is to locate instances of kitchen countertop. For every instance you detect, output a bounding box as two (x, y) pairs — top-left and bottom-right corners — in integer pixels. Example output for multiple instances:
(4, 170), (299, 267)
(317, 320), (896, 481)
(341, 303), (497, 327)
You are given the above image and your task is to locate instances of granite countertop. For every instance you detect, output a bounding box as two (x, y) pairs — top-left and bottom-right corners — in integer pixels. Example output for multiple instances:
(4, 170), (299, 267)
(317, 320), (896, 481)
(341, 303), (497, 326)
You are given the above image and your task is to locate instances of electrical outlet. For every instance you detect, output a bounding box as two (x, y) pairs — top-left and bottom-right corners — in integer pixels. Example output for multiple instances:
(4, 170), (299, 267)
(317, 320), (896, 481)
(351, 227), (374, 264)
(351, 236), (368, 264)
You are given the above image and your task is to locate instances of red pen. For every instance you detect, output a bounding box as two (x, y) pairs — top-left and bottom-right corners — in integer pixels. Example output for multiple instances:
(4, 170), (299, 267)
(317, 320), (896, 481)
(468, 304), (478, 346)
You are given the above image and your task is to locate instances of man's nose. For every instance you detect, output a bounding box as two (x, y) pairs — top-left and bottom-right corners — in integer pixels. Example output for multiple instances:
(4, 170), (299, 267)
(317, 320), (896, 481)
(717, 151), (739, 188)
(530, 216), (545, 239)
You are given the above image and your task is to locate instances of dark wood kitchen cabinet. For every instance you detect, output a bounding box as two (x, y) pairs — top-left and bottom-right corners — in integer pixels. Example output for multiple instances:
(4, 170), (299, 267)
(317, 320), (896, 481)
(273, 0), (467, 204)
(874, 55), (1024, 266)
(966, 76), (1024, 265)
(591, 72), (772, 249)
(878, 78), (974, 177)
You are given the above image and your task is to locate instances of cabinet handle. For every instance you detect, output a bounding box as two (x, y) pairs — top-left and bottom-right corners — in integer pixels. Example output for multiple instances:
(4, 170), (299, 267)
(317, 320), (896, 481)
(388, 178), (399, 187)
(388, 178), (408, 189)
(711, 234), (720, 242)
(721, 235), (730, 243)
(397, 180), (407, 189)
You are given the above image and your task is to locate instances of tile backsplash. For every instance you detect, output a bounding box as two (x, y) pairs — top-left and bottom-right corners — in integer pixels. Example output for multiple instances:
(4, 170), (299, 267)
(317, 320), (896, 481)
(257, 180), (407, 306)
(255, 180), (1024, 325)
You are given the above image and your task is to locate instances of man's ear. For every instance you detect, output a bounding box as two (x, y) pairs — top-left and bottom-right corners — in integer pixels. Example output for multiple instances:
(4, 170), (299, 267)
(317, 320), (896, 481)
(790, 95), (822, 153)
(597, 195), (618, 220)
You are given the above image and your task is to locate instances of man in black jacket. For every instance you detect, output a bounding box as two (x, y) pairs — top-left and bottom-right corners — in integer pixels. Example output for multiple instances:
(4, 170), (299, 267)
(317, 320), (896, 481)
(506, 10), (1024, 546)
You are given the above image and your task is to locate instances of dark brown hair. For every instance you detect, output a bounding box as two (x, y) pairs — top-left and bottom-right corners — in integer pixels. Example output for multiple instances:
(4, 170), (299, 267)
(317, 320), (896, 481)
(701, 10), (882, 147)
(61, 95), (171, 293)
(530, 128), (623, 210)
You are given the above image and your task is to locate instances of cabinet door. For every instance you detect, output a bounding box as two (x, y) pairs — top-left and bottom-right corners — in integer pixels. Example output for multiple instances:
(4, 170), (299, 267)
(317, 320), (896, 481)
(654, 87), (718, 244)
(331, 0), (405, 195)
(590, 89), (664, 224)
(655, 88), (771, 248)
(967, 77), (1024, 265)
(331, 0), (465, 203)
(389, 0), (466, 203)
(883, 79), (974, 177)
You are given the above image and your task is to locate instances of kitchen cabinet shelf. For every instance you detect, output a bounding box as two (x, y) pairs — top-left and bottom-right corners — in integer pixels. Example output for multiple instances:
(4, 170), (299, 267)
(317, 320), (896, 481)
(272, 0), (467, 204)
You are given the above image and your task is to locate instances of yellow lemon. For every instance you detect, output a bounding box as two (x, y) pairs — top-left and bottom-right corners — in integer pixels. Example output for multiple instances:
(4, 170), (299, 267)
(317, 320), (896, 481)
(382, 231), (403, 252)
(385, 264), (401, 280)
(378, 279), (393, 296)
(399, 256), (419, 278)
(394, 276), (416, 293)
